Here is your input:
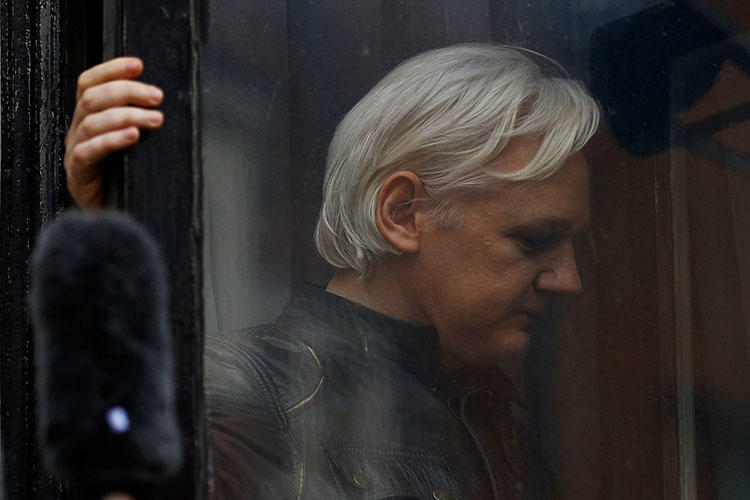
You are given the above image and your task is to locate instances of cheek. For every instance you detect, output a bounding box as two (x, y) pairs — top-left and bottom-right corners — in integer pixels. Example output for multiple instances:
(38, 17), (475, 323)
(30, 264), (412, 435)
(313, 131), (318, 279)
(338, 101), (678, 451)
(438, 280), (523, 330)
(480, 247), (539, 300)
(417, 233), (538, 318)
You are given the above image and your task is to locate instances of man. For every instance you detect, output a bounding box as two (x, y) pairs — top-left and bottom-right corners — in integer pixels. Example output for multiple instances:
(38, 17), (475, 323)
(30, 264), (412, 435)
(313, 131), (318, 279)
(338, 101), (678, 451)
(66, 44), (599, 499)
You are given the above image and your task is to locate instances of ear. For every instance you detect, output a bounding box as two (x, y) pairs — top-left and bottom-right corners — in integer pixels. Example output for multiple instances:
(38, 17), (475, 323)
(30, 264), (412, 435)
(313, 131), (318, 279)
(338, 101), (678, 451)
(376, 171), (428, 254)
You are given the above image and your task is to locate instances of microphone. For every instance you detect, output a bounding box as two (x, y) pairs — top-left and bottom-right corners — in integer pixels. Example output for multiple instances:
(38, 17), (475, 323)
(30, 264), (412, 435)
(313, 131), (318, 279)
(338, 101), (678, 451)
(29, 211), (182, 496)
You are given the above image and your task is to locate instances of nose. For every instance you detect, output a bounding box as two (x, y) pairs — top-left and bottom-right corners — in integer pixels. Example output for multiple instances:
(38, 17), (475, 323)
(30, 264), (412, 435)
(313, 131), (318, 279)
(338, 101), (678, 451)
(533, 241), (583, 295)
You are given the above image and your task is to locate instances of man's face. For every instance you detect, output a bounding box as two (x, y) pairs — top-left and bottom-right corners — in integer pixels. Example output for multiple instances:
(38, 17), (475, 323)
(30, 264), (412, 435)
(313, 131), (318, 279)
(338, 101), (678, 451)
(411, 140), (589, 368)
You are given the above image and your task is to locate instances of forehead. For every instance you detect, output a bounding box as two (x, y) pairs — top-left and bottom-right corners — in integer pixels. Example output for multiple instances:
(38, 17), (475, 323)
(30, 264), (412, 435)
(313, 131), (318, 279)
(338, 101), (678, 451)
(470, 152), (590, 232)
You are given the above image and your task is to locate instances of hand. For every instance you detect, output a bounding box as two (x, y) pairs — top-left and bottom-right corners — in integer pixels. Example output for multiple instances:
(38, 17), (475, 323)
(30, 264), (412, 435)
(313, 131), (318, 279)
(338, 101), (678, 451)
(64, 57), (164, 210)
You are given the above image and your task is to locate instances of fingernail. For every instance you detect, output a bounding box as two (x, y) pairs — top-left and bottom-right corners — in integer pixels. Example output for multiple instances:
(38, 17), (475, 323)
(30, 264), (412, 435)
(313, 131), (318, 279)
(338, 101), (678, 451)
(150, 87), (163, 101)
(124, 127), (139, 140)
(149, 111), (163, 125)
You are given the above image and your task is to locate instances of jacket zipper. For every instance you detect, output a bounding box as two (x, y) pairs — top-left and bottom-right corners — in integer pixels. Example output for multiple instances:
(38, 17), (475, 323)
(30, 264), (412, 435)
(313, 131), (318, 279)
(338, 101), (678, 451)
(458, 388), (501, 500)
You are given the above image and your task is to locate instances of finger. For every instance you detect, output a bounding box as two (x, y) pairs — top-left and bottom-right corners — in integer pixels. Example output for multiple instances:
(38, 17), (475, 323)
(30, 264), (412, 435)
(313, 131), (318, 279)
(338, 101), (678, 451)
(71, 107), (163, 145)
(65, 127), (140, 185)
(77, 57), (143, 100)
(73, 80), (163, 130)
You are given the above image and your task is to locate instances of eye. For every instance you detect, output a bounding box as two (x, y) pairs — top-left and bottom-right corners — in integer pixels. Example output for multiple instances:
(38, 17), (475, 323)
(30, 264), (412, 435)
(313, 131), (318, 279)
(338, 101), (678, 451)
(515, 234), (557, 254)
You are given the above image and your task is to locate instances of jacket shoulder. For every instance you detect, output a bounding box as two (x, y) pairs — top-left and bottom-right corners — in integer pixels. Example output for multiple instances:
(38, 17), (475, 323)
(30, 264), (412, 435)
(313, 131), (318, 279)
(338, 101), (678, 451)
(204, 323), (325, 418)
(205, 325), (313, 499)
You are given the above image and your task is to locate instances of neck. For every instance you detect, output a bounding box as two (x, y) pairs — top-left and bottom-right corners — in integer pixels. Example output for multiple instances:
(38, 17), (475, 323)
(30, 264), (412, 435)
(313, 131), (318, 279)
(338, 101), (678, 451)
(325, 259), (430, 325)
(326, 263), (525, 387)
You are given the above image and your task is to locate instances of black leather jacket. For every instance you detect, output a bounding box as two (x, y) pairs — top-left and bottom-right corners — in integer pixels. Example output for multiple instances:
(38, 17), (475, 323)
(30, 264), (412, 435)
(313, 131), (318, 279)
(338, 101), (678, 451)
(205, 283), (552, 499)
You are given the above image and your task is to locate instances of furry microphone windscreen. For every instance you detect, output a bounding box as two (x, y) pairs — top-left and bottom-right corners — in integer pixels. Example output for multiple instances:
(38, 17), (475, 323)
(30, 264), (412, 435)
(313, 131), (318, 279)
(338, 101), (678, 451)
(29, 211), (182, 489)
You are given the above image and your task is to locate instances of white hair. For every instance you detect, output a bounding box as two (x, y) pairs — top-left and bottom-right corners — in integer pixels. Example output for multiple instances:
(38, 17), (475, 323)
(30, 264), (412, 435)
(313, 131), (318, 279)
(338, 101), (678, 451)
(314, 43), (600, 275)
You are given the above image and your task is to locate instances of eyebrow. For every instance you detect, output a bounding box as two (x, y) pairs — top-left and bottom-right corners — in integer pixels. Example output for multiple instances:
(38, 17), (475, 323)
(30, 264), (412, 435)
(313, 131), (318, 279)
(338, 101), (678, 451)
(507, 218), (581, 235)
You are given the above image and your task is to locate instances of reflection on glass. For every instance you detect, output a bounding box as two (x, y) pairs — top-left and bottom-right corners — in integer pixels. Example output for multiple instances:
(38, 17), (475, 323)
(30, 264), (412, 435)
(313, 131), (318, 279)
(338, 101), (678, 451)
(201, 1), (749, 498)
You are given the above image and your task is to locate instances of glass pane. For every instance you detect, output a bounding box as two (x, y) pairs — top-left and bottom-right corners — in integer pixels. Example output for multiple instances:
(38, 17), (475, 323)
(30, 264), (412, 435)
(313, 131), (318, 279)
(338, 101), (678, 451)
(200, 1), (749, 498)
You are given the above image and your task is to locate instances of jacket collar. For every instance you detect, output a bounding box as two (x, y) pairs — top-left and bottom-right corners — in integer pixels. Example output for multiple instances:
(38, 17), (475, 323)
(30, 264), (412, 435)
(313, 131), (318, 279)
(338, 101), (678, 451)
(281, 282), (442, 376)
